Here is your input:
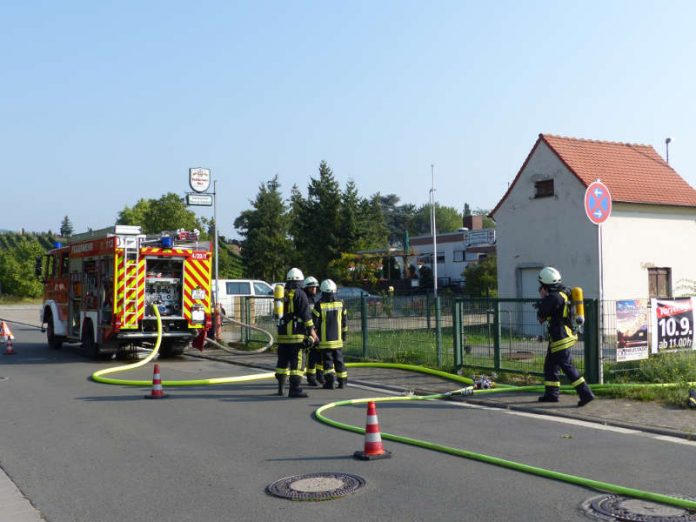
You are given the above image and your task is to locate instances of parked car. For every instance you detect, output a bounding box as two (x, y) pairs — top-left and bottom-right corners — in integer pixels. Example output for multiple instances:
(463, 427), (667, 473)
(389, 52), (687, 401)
(335, 287), (381, 304)
(213, 279), (274, 318)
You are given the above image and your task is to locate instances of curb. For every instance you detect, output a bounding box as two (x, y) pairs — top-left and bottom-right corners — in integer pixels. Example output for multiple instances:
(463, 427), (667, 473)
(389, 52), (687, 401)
(185, 350), (696, 441)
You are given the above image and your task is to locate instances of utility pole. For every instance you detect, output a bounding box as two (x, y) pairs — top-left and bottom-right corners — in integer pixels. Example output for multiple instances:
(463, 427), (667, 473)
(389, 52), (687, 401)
(430, 164), (438, 298)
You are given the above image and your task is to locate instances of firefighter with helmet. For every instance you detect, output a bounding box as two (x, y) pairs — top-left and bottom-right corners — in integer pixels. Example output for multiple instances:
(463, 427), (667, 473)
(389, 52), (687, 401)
(302, 276), (324, 386)
(275, 268), (318, 398)
(313, 279), (348, 390)
(535, 267), (595, 407)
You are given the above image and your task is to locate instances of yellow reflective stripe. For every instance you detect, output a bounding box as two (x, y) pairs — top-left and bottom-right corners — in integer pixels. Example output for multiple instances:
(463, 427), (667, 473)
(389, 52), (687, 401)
(571, 377), (586, 387)
(319, 340), (343, 349)
(275, 368), (289, 375)
(290, 369), (304, 377)
(321, 302), (342, 311)
(336, 371), (348, 378)
(304, 319), (314, 328)
(550, 334), (577, 352)
(544, 381), (561, 387)
(324, 369), (335, 375)
(277, 335), (305, 343)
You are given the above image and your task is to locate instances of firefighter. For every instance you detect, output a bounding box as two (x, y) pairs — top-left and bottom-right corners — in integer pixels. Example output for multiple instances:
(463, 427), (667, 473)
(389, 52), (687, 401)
(535, 267), (595, 407)
(302, 276), (324, 386)
(275, 268), (318, 398)
(313, 279), (348, 390)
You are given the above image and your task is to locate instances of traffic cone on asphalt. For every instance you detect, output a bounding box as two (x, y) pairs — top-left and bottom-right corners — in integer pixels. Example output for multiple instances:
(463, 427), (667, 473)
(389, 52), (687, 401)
(354, 401), (391, 460)
(1, 322), (16, 355)
(145, 364), (168, 399)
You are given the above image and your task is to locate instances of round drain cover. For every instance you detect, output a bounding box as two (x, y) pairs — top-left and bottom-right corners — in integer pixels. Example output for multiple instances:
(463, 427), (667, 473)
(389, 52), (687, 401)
(584, 494), (696, 521)
(266, 472), (366, 501)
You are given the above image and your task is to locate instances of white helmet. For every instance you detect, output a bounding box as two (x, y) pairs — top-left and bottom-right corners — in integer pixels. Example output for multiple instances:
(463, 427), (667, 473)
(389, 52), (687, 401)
(538, 266), (562, 286)
(303, 276), (319, 288)
(286, 267), (304, 282)
(320, 279), (337, 293)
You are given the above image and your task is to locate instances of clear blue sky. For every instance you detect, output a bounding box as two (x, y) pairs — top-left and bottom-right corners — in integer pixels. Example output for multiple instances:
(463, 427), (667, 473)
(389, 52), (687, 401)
(3, 0), (695, 239)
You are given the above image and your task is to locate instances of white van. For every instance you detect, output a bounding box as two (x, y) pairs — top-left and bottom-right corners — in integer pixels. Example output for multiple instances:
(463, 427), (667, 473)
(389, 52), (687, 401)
(213, 279), (274, 319)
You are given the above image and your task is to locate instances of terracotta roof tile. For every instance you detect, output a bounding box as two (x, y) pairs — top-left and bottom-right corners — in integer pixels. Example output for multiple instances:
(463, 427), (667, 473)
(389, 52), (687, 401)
(541, 134), (696, 207)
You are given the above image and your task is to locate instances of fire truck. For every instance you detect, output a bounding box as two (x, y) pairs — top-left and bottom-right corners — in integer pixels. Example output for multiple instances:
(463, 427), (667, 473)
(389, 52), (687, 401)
(38, 225), (212, 358)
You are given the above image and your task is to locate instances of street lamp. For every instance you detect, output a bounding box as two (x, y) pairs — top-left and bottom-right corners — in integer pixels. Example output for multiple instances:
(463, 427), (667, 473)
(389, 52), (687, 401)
(665, 137), (671, 164)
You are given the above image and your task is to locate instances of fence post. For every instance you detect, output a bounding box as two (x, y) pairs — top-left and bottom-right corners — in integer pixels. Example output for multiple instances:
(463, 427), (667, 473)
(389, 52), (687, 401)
(243, 297), (251, 344)
(453, 299), (462, 367)
(435, 296), (442, 367)
(493, 299), (501, 371)
(361, 294), (368, 359)
(426, 293), (431, 329)
(583, 299), (601, 384)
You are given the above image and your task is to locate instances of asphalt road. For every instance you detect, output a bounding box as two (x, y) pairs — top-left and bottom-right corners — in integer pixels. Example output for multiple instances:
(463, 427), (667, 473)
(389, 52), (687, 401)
(1, 317), (696, 521)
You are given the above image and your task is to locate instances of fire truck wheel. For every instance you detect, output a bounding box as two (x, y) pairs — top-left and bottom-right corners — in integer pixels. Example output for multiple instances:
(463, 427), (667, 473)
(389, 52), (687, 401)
(159, 340), (185, 358)
(46, 311), (63, 350)
(82, 320), (100, 359)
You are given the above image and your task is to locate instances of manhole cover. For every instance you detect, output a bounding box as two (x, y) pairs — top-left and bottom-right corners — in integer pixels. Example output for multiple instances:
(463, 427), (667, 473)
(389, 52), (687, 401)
(583, 494), (696, 521)
(266, 472), (366, 501)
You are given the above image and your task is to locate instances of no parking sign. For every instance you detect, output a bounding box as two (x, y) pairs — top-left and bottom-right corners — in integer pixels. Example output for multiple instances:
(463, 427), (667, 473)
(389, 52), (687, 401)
(584, 180), (612, 225)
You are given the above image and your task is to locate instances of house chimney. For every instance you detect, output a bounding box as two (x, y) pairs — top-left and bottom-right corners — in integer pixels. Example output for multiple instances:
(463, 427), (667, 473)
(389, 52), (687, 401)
(463, 215), (483, 230)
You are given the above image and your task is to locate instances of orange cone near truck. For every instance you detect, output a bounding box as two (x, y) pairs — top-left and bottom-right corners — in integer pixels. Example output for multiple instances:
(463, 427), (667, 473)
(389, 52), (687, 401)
(38, 225), (213, 359)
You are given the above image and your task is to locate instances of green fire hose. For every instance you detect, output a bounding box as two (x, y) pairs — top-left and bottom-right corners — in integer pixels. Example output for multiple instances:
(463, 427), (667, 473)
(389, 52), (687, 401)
(91, 306), (696, 511)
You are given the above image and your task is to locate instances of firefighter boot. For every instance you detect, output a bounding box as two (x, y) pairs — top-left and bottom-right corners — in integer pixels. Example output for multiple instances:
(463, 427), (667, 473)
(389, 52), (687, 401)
(322, 374), (335, 390)
(306, 374), (318, 387)
(337, 377), (347, 389)
(316, 370), (325, 385)
(288, 376), (308, 398)
(577, 389), (595, 407)
(275, 375), (287, 396)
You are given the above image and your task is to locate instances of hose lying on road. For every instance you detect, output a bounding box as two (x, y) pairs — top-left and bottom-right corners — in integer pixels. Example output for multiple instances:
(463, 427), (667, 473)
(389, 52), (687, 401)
(202, 313), (275, 355)
(90, 306), (696, 512)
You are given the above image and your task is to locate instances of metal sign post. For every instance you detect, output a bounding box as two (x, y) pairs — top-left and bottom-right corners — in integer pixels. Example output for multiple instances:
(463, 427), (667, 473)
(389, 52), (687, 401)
(584, 179), (612, 384)
(186, 168), (218, 311)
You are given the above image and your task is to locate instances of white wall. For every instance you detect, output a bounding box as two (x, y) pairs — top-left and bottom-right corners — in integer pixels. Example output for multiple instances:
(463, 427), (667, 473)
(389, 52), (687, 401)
(494, 141), (599, 298)
(602, 204), (696, 300)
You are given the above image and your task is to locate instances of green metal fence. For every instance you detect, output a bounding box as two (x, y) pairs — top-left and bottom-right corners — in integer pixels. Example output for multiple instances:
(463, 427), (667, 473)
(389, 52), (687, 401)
(228, 294), (602, 384)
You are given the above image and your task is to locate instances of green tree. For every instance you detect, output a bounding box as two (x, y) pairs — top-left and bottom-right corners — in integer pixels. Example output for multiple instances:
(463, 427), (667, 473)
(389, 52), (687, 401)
(357, 195), (388, 250)
(411, 204), (463, 235)
(338, 180), (361, 253)
(294, 161), (342, 278)
(0, 237), (44, 297)
(117, 193), (203, 234)
(463, 255), (498, 297)
(59, 216), (73, 238)
(234, 176), (291, 282)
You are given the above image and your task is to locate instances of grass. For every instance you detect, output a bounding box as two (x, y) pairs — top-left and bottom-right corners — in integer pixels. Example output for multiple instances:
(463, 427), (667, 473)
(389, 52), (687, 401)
(602, 352), (696, 407)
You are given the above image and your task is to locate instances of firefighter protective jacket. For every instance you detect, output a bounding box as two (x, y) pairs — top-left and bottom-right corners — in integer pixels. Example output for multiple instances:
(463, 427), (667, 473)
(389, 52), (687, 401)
(312, 295), (348, 349)
(537, 287), (577, 352)
(277, 282), (315, 344)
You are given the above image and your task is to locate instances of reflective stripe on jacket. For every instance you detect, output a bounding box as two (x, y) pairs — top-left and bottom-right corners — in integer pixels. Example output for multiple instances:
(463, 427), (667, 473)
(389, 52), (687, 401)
(312, 298), (347, 349)
(277, 286), (314, 344)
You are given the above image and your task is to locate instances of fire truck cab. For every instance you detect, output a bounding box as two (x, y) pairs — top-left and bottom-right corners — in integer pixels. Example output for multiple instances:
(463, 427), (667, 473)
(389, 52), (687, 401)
(38, 225), (212, 358)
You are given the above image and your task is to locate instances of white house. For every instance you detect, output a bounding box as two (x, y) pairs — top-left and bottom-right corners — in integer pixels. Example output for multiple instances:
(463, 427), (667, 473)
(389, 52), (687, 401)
(491, 134), (696, 301)
(410, 215), (496, 288)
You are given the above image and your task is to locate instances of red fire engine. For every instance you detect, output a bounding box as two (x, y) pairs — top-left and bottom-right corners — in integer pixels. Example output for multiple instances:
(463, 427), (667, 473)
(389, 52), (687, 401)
(38, 225), (212, 358)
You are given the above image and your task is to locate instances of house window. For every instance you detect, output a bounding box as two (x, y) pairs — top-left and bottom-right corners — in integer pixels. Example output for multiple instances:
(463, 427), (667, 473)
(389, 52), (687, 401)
(534, 179), (554, 198)
(648, 267), (672, 298)
(453, 250), (465, 262)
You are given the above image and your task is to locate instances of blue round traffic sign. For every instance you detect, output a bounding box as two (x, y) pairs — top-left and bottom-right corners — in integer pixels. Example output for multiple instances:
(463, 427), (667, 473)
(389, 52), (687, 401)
(584, 180), (612, 225)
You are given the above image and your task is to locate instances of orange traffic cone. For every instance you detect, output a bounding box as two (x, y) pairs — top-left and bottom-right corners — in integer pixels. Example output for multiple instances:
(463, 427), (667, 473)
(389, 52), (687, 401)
(145, 364), (168, 399)
(354, 401), (391, 460)
(2, 321), (16, 355)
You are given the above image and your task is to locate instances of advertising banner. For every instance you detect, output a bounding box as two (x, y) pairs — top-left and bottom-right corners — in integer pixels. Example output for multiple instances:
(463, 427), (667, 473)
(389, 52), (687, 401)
(650, 298), (696, 353)
(616, 299), (649, 362)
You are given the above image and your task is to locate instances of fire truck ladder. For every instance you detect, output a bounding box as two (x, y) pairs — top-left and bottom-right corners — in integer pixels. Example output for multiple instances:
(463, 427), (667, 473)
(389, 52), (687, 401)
(121, 236), (141, 328)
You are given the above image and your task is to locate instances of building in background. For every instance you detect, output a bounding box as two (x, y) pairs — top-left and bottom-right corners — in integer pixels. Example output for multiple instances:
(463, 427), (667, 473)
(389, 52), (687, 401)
(491, 134), (696, 300)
